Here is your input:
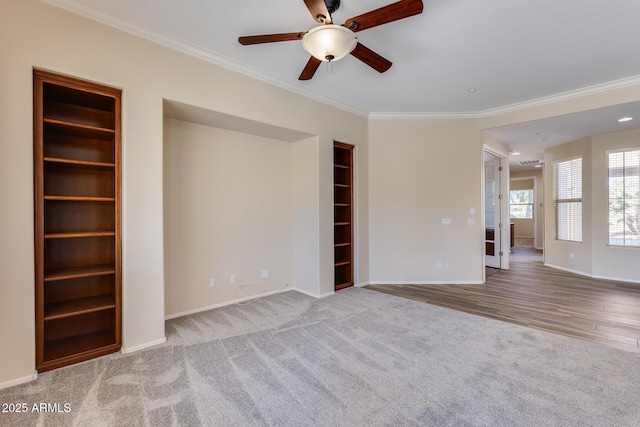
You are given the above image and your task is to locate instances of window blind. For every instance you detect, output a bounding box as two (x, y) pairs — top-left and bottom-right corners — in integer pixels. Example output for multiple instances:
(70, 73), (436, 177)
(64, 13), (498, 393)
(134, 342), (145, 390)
(554, 157), (582, 242)
(608, 149), (640, 246)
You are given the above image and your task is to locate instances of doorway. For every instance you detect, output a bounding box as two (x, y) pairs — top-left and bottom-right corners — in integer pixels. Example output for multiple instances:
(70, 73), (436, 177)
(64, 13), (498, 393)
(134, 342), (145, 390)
(483, 147), (509, 273)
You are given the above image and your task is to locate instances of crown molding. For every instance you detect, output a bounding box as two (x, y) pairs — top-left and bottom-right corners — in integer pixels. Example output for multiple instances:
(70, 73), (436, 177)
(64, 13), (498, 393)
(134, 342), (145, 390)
(370, 75), (640, 119)
(41, 1), (640, 121)
(369, 111), (479, 119)
(41, 0), (369, 118)
(476, 74), (640, 118)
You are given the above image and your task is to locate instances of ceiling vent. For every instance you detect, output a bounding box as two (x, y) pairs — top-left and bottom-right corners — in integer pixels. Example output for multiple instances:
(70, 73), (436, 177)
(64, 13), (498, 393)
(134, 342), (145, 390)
(517, 160), (541, 165)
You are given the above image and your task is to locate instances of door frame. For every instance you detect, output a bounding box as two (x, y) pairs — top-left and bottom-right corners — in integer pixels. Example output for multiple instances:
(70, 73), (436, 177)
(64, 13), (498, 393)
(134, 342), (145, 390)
(509, 176), (537, 249)
(482, 145), (510, 280)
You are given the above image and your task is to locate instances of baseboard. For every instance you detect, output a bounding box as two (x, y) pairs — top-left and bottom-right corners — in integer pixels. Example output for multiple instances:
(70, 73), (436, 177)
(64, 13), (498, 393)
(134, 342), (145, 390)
(368, 281), (484, 285)
(165, 287), (304, 320)
(544, 263), (640, 284)
(317, 290), (335, 298)
(0, 371), (37, 390)
(293, 288), (334, 299)
(355, 282), (369, 288)
(121, 337), (167, 354)
(592, 273), (640, 284)
(543, 263), (590, 277)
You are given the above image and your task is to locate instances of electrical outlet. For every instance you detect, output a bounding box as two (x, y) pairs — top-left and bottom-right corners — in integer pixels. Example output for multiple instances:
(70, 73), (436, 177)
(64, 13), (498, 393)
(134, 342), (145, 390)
(261, 269), (269, 279)
(437, 260), (442, 268)
(231, 274), (237, 285)
(209, 278), (215, 288)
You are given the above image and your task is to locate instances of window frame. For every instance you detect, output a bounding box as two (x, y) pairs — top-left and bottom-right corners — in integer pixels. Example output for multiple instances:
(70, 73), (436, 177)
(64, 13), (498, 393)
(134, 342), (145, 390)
(607, 147), (640, 248)
(553, 156), (583, 242)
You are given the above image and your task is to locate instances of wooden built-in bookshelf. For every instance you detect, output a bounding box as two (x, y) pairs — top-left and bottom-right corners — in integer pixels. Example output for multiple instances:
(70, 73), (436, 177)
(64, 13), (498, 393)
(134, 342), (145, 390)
(33, 70), (122, 372)
(333, 142), (354, 290)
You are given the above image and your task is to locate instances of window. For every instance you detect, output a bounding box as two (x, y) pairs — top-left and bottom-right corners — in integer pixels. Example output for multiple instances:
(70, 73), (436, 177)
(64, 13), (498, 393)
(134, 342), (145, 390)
(510, 189), (534, 219)
(554, 157), (582, 242)
(608, 149), (640, 247)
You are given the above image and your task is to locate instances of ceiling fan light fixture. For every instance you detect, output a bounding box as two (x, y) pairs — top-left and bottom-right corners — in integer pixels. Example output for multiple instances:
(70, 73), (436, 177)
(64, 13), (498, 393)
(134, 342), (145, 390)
(302, 25), (357, 62)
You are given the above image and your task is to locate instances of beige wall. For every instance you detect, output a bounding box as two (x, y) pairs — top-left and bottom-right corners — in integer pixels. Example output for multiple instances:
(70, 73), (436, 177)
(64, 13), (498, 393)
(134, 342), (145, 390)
(163, 119), (294, 316)
(590, 129), (640, 282)
(545, 131), (640, 282)
(0, 0), (368, 385)
(368, 118), (484, 284)
(544, 138), (594, 275)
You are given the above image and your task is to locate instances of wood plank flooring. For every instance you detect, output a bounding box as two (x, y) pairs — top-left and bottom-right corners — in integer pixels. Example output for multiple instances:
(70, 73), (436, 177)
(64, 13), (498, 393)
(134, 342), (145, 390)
(366, 247), (640, 353)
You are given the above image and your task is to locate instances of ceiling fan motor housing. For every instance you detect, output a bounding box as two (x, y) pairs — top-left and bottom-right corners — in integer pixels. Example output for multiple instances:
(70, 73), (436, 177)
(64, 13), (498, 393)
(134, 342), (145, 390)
(325, 0), (340, 15)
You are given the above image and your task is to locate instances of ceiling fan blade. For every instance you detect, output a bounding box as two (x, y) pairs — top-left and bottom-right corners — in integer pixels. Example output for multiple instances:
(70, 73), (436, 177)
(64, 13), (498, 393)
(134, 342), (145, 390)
(350, 43), (392, 73)
(303, 0), (332, 24)
(299, 56), (322, 80)
(344, 0), (423, 32)
(239, 32), (305, 45)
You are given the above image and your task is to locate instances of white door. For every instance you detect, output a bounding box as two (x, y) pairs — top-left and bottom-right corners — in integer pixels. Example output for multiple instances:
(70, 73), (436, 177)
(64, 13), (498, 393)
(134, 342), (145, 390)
(485, 158), (502, 268)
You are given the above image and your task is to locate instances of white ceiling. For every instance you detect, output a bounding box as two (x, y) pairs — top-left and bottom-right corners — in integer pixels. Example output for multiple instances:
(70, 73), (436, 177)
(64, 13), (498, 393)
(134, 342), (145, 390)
(45, 0), (640, 169)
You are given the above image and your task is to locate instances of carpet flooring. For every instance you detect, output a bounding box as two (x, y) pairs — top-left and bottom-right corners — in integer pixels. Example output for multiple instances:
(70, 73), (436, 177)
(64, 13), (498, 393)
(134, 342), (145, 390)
(1, 288), (640, 426)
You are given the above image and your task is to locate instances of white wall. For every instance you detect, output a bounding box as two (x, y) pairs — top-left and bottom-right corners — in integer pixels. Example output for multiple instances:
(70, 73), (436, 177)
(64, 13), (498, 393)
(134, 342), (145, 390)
(368, 118), (484, 284)
(163, 119), (294, 316)
(0, 0), (368, 386)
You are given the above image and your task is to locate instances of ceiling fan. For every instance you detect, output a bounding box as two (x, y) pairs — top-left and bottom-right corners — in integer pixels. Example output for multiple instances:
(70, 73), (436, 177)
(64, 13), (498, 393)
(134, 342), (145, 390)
(239, 0), (424, 80)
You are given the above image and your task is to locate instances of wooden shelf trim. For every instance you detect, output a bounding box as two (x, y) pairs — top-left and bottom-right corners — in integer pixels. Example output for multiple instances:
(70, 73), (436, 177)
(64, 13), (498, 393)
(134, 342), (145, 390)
(335, 281), (353, 291)
(43, 118), (115, 134)
(334, 183), (350, 188)
(44, 265), (116, 282)
(334, 203), (350, 207)
(44, 295), (115, 321)
(44, 157), (115, 168)
(334, 222), (350, 226)
(44, 231), (115, 239)
(43, 330), (117, 363)
(334, 164), (349, 169)
(44, 195), (115, 202)
(334, 261), (351, 267)
(334, 242), (351, 247)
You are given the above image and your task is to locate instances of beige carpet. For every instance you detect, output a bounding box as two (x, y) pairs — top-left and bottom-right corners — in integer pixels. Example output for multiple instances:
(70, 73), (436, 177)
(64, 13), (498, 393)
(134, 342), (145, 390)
(1, 288), (639, 426)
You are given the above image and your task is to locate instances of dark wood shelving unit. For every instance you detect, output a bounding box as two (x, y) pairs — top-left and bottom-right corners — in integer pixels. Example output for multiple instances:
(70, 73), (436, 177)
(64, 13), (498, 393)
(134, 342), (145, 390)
(333, 142), (354, 291)
(34, 70), (122, 372)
